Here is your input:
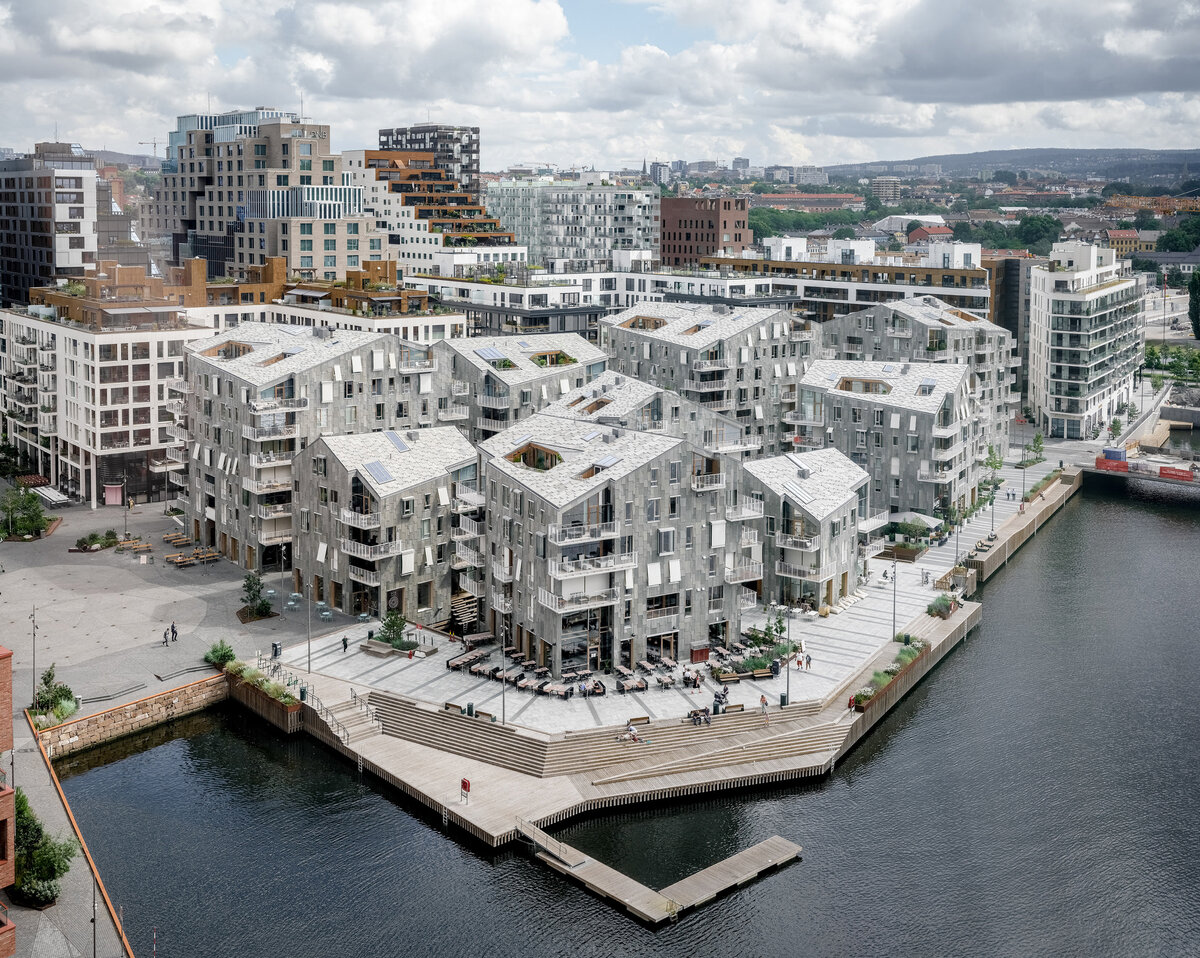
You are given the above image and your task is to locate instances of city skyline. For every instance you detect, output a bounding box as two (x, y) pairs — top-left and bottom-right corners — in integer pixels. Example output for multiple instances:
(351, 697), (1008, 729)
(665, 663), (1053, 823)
(0, 0), (1197, 170)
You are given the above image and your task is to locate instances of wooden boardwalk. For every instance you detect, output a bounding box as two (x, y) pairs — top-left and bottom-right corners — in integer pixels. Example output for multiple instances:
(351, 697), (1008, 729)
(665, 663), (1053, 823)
(516, 819), (801, 924)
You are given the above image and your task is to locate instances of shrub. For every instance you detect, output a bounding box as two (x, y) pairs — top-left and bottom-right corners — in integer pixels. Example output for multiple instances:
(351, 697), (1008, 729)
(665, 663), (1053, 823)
(33, 664), (74, 714)
(224, 660), (248, 678)
(376, 610), (408, 646)
(51, 698), (78, 722)
(253, 598), (273, 618)
(871, 670), (893, 688)
(86, 531), (101, 546)
(204, 640), (236, 668)
(927, 595), (953, 619)
(104, 528), (117, 540)
(14, 787), (77, 907)
(75, 536), (89, 551)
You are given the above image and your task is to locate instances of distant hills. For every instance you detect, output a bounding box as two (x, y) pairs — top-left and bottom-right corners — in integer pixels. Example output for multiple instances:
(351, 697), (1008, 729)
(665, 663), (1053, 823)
(827, 148), (1200, 181)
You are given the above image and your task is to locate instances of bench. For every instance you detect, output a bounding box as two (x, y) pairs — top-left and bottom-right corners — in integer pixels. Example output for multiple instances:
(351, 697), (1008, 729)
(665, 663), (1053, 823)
(725, 703), (745, 714)
(752, 668), (774, 680)
(131, 542), (152, 552)
(361, 639), (394, 657)
(627, 716), (650, 726)
(443, 702), (463, 713)
(717, 672), (742, 684)
(475, 710), (495, 722)
(164, 553), (183, 562)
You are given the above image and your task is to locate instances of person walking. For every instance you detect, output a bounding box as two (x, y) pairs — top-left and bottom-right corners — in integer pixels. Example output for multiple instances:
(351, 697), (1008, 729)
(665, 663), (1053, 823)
(805, 653), (812, 671)
(760, 693), (769, 726)
(162, 627), (169, 647)
(342, 634), (349, 653)
(170, 621), (177, 642)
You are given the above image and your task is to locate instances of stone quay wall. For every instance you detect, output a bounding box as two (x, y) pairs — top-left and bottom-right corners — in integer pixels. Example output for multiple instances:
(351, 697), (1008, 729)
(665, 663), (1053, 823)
(38, 674), (228, 759)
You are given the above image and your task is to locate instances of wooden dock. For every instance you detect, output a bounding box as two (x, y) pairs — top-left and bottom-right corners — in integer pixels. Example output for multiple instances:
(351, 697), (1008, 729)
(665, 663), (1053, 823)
(516, 818), (801, 924)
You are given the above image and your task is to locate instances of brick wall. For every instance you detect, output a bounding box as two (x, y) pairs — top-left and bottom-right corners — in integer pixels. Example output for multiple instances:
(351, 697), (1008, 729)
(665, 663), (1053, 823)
(0, 648), (12, 754)
(38, 674), (228, 759)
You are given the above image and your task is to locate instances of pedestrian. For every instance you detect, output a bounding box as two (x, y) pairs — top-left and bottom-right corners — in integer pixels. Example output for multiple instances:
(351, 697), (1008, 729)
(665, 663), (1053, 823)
(760, 693), (769, 726)
(162, 628), (169, 647)
(806, 653), (812, 671)
(342, 634), (349, 653)
(170, 621), (177, 642)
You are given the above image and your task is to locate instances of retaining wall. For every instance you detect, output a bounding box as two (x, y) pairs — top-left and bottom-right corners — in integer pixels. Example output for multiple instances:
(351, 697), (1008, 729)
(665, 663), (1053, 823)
(38, 674), (227, 759)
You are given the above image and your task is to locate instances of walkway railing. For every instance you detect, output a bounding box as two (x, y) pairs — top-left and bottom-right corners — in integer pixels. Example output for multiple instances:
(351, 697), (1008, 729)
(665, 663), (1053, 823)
(350, 687), (382, 732)
(307, 688), (349, 744)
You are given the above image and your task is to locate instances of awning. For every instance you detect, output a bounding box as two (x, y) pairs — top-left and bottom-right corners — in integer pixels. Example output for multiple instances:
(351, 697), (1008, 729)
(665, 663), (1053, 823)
(893, 510), (942, 530)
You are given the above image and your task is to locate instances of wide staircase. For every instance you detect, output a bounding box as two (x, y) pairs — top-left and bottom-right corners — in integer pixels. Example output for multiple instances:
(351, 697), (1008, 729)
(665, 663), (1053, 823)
(367, 689), (846, 782)
(323, 696), (382, 746)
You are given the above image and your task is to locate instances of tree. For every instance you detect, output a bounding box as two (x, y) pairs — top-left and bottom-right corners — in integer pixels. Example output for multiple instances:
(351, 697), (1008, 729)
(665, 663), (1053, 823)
(0, 487), (45, 538)
(1109, 418), (1123, 440)
(241, 572), (272, 618)
(376, 611), (409, 649)
(1030, 431), (1045, 462)
(1189, 270), (1200, 340)
(1133, 209), (1161, 231)
(992, 170), (1017, 186)
(1167, 266), (1186, 288)
(14, 787), (77, 907)
(1144, 343), (1160, 367)
(832, 226), (856, 240)
(1151, 373), (1165, 392)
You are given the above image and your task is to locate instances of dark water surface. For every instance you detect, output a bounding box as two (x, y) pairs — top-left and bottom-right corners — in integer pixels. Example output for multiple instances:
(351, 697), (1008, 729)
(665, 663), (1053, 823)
(59, 487), (1200, 958)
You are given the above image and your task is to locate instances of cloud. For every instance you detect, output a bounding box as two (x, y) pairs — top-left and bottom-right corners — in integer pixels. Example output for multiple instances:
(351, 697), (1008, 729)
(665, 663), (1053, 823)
(0, 0), (1197, 168)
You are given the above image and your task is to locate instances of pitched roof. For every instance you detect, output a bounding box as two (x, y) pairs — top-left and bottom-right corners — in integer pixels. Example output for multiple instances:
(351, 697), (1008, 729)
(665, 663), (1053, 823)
(744, 448), (869, 522)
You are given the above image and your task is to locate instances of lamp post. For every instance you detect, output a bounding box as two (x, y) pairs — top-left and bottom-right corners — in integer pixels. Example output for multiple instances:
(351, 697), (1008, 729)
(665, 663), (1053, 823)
(122, 474), (128, 538)
(500, 622), (507, 726)
(30, 606), (38, 709)
(891, 558), (898, 642)
(279, 544), (287, 619)
(307, 578), (313, 674)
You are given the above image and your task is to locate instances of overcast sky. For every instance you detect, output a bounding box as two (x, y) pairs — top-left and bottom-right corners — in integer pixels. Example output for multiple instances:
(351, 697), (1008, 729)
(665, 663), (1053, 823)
(2, 0), (1198, 170)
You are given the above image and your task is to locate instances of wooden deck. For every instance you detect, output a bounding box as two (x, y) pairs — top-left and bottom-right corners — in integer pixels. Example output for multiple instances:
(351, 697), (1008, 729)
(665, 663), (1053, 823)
(517, 819), (801, 924)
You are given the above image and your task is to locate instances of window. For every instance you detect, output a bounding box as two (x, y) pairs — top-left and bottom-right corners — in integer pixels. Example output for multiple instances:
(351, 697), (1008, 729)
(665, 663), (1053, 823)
(324, 222), (336, 235)
(300, 256), (313, 268)
(346, 239), (359, 251)
(659, 528), (676, 554)
(874, 409), (884, 426)
(324, 239), (337, 251)
(369, 238), (381, 250)
(299, 143), (312, 156)
(347, 255), (359, 267)
(908, 435), (919, 453)
(275, 175), (289, 186)
(324, 255), (337, 267)
(300, 239), (312, 251)
(645, 498), (660, 522)
(300, 223), (313, 235)
(323, 160), (335, 171)
(299, 159), (312, 171)
(346, 223), (359, 235)
(650, 468), (659, 487)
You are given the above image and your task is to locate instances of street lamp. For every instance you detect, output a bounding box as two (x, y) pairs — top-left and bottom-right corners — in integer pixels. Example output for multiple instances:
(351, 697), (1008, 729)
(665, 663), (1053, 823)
(279, 544), (287, 619)
(500, 622), (508, 726)
(891, 558), (898, 643)
(307, 577), (313, 674)
(30, 606), (38, 709)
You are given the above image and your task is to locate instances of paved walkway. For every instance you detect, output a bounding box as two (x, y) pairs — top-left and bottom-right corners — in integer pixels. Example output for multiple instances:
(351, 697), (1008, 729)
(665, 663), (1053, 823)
(0, 717), (126, 958)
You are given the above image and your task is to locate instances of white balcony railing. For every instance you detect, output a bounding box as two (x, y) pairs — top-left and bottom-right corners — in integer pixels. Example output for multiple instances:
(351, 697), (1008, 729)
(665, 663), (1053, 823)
(691, 472), (726, 492)
(453, 488), (485, 512)
(490, 588), (513, 614)
(453, 544), (485, 569)
(458, 575), (485, 598)
(437, 404), (470, 422)
(726, 498), (764, 521)
(340, 507), (381, 529)
(249, 451), (294, 468)
(707, 434), (763, 454)
(491, 559), (514, 583)
(777, 532), (817, 551)
(917, 469), (952, 484)
(476, 393), (510, 410)
(257, 502), (292, 520)
(452, 515), (483, 539)
(340, 538), (402, 560)
(477, 416), (510, 433)
(248, 396), (309, 414)
(243, 476), (292, 495)
(547, 551), (638, 579)
(775, 560), (837, 581)
(537, 587), (620, 613)
(740, 528), (760, 547)
(258, 529), (293, 545)
(737, 587), (758, 611)
(242, 423), (298, 442)
(725, 559), (763, 583)
(348, 566), (381, 587)
(547, 520), (619, 545)
(167, 446), (188, 463)
(451, 380), (470, 397)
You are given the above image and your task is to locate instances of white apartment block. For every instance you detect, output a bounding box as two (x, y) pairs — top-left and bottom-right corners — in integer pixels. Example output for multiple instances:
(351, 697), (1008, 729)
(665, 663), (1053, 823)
(0, 303), (212, 508)
(599, 302), (812, 457)
(485, 175), (660, 269)
(1028, 242), (1142, 440)
(744, 448), (870, 610)
(796, 360), (981, 519)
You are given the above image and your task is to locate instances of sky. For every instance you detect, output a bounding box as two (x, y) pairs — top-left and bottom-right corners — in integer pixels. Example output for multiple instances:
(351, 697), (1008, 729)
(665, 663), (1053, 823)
(1, 0), (1198, 170)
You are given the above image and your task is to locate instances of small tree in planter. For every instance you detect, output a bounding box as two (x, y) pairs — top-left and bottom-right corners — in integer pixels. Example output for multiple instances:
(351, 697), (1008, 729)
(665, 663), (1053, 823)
(377, 611), (414, 650)
(240, 572), (273, 620)
(204, 639), (236, 668)
(1030, 431), (1045, 462)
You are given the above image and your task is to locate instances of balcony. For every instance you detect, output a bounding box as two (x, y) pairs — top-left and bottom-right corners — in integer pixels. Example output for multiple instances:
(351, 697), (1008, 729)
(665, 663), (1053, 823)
(242, 423), (298, 442)
(37, 411), (57, 433)
(934, 441), (966, 462)
(258, 529), (293, 545)
(340, 508), (381, 529)
(775, 560), (836, 581)
(477, 416), (511, 434)
(644, 612), (679, 636)
(248, 396), (308, 414)
(780, 389), (798, 404)
(340, 538), (402, 560)
(706, 434), (763, 454)
(243, 475), (292, 495)
(165, 422), (188, 441)
(167, 446), (188, 463)
(932, 422), (960, 439)
(783, 409), (823, 426)
(725, 559), (763, 584)
(726, 498), (764, 521)
(437, 403), (470, 422)
(790, 434), (825, 449)
(707, 599), (725, 616)
(168, 470), (188, 486)
(164, 378), (193, 394)
(490, 588), (513, 614)
(203, 479), (216, 498)
(453, 488), (485, 513)
(491, 558), (514, 583)
(164, 398), (185, 415)
(696, 397), (732, 411)
(737, 587), (758, 611)
(777, 532), (817, 551)
(451, 380), (470, 397)
(396, 357), (436, 374)
(538, 587), (620, 613)
(548, 551), (638, 579)
(789, 327), (816, 342)
(452, 515), (483, 540)
(739, 528), (760, 547)
(452, 543), (485, 569)
(249, 451), (293, 468)
(917, 469), (952, 484)
(477, 393), (510, 410)
(547, 520), (619, 545)
(348, 566), (381, 587)
(691, 472), (726, 492)
(257, 502), (292, 520)
(692, 357), (730, 371)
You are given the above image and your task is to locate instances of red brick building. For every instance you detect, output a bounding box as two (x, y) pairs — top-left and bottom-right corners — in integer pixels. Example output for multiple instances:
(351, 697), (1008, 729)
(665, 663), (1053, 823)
(909, 225), (955, 243)
(660, 197), (752, 266)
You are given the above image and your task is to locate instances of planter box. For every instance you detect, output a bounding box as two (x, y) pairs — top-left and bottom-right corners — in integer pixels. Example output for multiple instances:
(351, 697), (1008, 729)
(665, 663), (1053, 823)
(226, 675), (302, 734)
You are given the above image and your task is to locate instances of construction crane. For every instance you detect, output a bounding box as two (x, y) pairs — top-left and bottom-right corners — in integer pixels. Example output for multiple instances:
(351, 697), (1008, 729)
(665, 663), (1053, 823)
(138, 139), (161, 158)
(1106, 193), (1200, 215)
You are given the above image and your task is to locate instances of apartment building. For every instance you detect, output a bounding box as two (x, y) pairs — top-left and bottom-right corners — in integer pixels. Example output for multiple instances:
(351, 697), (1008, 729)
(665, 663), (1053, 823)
(1, 264), (214, 507)
(377, 125), (480, 200)
(478, 413), (755, 675)
(660, 196), (752, 267)
(179, 322), (435, 571)
(871, 176), (902, 204)
(538, 369), (762, 457)
(292, 427), (480, 628)
(342, 150), (520, 275)
(599, 302), (808, 456)
(819, 297), (1018, 460)
(794, 360), (979, 519)
(485, 175), (660, 269)
(149, 111), (388, 280)
(744, 448), (870, 610)
(982, 251), (1047, 398)
(431, 334), (608, 444)
(1028, 242), (1142, 440)
(0, 144), (99, 305)
(701, 239), (991, 323)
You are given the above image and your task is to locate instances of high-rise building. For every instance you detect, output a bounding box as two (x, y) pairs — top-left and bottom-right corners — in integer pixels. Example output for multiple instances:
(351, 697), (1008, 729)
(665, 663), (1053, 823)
(377, 125), (480, 200)
(1028, 242), (1142, 439)
(660, 196), (752, 267)
(871, 176), (902, 204)
(731, 157), (750, 171)
(0, 143), (100, 305)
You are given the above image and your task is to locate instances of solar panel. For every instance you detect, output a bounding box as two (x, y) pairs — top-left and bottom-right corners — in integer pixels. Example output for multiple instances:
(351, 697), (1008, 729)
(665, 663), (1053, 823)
(595, 455), (622, 468)
(475, 346), (506, 362)
(384, 431), (409, 453)
(882, 364), (894, 372)
(509, 434), (532, 449)
(582, 430), (602, 442)
(784, 480), (813, 504)
(363, 460), (394, 484)
(518, 340), (532, 348)
(921, 378), (937, 387)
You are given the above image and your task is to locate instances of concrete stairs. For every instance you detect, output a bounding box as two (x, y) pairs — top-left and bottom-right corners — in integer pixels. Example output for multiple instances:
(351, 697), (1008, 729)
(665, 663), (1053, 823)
(326, 698), (382, 745)
(366, 688), (838, 780)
